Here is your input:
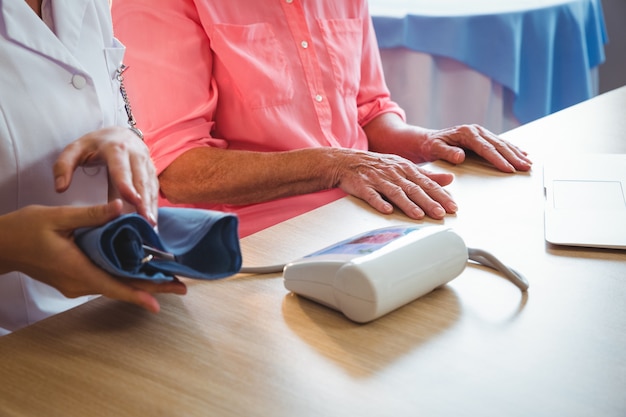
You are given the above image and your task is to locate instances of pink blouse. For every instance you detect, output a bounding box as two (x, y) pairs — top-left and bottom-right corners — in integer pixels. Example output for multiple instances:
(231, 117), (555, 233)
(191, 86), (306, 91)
(112, 0), (404, 237)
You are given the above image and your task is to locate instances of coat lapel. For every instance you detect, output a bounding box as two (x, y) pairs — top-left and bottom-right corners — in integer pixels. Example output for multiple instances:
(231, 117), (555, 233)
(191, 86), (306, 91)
(50, 0), (90, 56)
(1, 0), (90, 69)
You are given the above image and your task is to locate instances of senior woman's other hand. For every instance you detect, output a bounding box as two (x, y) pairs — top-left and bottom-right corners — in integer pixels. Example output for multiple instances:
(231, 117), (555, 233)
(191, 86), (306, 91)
(418, 124), (533, 173)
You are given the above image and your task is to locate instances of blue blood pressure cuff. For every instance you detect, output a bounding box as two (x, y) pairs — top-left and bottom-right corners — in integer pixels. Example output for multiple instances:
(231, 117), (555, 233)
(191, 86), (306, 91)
(75, 207), (242, 282)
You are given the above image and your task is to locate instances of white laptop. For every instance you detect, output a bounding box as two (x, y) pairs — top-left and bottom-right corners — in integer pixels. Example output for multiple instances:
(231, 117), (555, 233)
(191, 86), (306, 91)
(543, 153), (626, 250)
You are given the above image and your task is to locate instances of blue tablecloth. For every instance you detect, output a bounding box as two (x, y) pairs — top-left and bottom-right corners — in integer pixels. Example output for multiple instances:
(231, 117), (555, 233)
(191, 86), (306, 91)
(371, 0), (608, 124)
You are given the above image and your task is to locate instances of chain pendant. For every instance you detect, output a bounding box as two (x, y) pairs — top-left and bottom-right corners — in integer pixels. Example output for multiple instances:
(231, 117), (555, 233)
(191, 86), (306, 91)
(116, 64), (144, 140)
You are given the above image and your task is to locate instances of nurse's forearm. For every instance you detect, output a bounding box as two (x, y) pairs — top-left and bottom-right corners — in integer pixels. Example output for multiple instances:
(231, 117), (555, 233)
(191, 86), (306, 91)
(159, 147), (343, 205)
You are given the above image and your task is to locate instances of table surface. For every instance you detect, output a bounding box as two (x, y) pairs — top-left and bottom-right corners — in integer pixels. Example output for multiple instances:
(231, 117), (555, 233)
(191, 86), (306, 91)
(1, 87), (625, 417)
(369, 0), (607, 125)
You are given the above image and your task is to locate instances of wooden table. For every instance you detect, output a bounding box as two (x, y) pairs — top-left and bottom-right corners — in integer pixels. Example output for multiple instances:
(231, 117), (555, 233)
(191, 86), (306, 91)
(1, 87), (625, 417)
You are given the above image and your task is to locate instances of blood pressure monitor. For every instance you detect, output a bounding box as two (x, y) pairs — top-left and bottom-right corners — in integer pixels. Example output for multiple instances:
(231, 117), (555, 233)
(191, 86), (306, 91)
(283, 225), (469, 323)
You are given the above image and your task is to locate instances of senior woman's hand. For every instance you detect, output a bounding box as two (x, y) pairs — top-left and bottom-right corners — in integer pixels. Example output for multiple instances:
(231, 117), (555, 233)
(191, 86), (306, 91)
(365, 113), (533, 175)
(53, 126), (159, 225)
(416, 124), (533, 173)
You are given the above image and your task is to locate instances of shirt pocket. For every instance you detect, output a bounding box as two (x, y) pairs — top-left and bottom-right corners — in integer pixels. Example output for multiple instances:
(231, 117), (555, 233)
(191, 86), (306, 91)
(317, 18), (363, 97)
(210, 23), (294, 109)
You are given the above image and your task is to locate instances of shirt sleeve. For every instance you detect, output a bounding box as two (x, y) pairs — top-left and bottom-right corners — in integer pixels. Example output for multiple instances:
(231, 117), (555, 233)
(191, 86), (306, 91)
(112, 0), (226, 176)
(356, 4), (406, 127)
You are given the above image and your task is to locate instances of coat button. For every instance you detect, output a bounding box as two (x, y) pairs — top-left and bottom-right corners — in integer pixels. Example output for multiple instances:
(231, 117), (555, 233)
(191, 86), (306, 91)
(71, 74), (87, 89)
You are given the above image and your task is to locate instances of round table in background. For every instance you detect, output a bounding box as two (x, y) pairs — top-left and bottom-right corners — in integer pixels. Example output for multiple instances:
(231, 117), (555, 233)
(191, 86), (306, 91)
(369, 0), (607, 133)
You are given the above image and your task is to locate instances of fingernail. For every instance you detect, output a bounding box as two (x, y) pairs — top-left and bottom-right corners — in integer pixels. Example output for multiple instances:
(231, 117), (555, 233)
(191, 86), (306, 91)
(433, 206), (446, 218)
(411, 207), (425, 219)
(54, 176), (65, 190)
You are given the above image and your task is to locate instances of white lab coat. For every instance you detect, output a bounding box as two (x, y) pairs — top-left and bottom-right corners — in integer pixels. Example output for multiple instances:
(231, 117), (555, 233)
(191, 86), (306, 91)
(0, 0), (128, 334)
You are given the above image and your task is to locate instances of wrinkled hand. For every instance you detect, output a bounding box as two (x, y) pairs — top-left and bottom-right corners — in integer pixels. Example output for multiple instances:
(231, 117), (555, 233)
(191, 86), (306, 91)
(331, 149), (457, 220)
(0, 200), (186, 313)
(418, 124), (532, 173)
(53, 126), (159, 225)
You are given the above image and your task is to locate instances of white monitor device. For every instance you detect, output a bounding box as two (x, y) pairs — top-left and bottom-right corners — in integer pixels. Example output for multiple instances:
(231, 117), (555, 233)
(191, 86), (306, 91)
(283, 225), (469, 323)
(543, 153), (626, 250)
(281, 225), (528, 323)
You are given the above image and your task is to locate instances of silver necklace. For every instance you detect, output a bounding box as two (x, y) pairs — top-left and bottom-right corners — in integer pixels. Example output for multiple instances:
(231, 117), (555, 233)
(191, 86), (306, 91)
(116, 64), (144, 140)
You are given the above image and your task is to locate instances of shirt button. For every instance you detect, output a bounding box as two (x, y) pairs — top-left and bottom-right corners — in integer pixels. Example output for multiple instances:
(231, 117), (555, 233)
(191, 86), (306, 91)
(301, 40), (308, 49)
(71, 74), (87, 89)
(286, 0), (293, 3)
(315, 94), (323, 102)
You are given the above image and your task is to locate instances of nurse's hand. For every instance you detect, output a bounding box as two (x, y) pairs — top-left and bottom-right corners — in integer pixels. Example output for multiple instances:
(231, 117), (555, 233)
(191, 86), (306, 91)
(53, 126), (159, 226)
(0, 200), (187, 313)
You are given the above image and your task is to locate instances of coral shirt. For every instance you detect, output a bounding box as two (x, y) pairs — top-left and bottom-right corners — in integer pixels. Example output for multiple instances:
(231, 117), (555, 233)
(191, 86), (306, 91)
(112, 0), (404, 237)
